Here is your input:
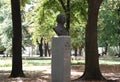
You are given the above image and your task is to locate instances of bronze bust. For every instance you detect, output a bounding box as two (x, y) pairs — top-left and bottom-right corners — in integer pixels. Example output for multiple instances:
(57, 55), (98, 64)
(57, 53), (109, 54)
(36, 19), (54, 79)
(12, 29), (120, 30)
(53, 14), (68, 36)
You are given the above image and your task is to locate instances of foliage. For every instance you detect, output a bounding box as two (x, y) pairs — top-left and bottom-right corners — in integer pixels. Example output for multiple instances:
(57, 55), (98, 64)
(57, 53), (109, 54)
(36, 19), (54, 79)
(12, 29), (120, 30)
(20, 0), (30, 9)
(1, 0), (120, 55)
(0, 45), (5, 53)
(31, 0), (87, 47)
(107, 46), (119, 56)
(0, 1), (12, 54)
(98, 0), (120, 47)
(70, 24), (85, 49)
(0, 0), (32, 54)
(69, 0), (87, 49)
(30, 0), (61, 44)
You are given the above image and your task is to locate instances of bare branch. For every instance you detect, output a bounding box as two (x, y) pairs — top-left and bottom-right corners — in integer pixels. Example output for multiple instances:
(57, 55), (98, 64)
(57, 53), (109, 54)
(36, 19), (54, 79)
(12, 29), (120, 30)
(58, 0), (66, 12)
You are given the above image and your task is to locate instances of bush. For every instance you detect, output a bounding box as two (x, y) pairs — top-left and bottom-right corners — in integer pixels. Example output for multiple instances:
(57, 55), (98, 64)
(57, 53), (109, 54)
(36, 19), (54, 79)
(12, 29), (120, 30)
(0, 46), (5, 54)
(107, 46), (119, 56)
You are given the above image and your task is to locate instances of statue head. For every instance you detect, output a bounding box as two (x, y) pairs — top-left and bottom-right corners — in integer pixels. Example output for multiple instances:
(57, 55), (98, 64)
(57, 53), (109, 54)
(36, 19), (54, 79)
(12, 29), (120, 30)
(53, 13), (68, 36)
(56, 13), (66, 24)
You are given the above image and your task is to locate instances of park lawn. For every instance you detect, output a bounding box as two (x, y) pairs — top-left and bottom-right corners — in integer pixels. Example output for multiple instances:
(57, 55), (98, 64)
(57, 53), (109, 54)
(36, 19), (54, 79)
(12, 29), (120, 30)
(0, 64), (120, 82)
(0, 56), (120, 82)
(71, 56), (120, 65)
(0, 56), (120, 67)
(0, 57), (51, 67)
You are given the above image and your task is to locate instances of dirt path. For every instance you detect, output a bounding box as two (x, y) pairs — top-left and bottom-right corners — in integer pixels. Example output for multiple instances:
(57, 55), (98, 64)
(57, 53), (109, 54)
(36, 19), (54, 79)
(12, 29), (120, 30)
(0, 65), (120, 82)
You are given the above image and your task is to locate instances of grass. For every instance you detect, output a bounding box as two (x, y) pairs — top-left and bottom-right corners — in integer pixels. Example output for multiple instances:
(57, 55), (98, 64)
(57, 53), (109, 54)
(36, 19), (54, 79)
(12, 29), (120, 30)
(23, 59), (51, 66)
(71, 56), (120, 65)
(0, 57), (51, 67)
(0, 56), (119, 82)
(0, 56), (120, 67)
(0, 59), (11, 67)
(99, 56), (120, 64)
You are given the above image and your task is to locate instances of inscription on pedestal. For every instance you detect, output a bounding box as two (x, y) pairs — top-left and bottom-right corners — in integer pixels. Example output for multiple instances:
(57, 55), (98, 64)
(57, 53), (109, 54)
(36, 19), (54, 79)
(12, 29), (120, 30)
(51, 36), (71, 82)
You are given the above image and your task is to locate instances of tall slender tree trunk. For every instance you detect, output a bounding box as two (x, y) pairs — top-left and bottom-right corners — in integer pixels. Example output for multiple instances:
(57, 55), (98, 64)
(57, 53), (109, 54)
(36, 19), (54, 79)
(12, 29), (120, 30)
(118, 43), (120, 57)
(39, 38), (43, 57)
(79, 45), (84, 56)
(77, 0), (105, 80)
(44, 42), (47, 57)
(74, 48), (77, 56)
(10, 0), (25, 77)
(66, 0), (70, 34)
(58, 0), (71, 34)
(104, 42), (108, 55)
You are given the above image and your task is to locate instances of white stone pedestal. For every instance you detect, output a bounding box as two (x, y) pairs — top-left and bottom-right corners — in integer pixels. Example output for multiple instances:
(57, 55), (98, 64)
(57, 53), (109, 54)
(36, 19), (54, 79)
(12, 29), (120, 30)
(51, 36), (71, 82)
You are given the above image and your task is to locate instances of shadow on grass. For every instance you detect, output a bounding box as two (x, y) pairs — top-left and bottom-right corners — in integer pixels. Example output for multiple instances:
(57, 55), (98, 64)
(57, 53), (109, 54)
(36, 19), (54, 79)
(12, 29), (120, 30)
(0, 70), (10, 73)
(0, 65), (120, 82)
(72, 80), (119, 82)
(0, 70), (51, 82)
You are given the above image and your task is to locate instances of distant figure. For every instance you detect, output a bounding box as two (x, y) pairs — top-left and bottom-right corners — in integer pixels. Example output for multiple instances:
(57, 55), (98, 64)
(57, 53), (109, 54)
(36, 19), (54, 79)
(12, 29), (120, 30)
(53, 13), (68, 36)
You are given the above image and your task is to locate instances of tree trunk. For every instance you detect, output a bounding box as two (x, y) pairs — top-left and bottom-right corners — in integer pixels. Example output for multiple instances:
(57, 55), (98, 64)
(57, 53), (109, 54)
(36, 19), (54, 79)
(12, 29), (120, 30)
(104, 42), (108, 55)
(39, 38), (43, 57)
(58, 0), (71, 34)
(44, 42), (48, 57)
(74, 48), (77, 56)
(10, 0), (25, 77)
(79, 45), (84, 56)
(77, 0), (105, 80)
(47, 42), (51, 57)
(65, 0), (70, 34)
(118, 43), (120, 57)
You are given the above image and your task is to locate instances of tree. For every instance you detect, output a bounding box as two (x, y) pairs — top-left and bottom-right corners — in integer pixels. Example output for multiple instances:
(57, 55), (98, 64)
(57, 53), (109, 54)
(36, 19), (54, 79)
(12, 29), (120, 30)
(98, 0), (120, 56)
(76, 0), (105, 80)
(31, 0), (86, 46)
(37, 37), (43, 57)
(10, 0), (25, 77)
(0, 0), (32, 56)
(58, 0), (70, 33)
(70, 25), (85, 56)
(0, 1), (12, 56)
(58, 0), (86, 34)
